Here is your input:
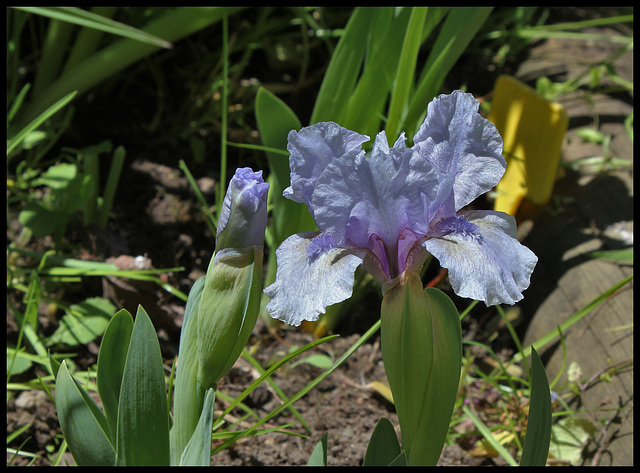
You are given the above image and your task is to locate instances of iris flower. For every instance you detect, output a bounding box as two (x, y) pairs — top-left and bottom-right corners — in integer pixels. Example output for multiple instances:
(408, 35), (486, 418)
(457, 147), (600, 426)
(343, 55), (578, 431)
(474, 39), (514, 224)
(265, 91), (537, 327)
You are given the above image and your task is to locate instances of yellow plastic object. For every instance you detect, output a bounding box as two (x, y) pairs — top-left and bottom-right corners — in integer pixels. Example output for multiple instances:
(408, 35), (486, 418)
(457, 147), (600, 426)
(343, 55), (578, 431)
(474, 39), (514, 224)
(488, 75), (568, 215)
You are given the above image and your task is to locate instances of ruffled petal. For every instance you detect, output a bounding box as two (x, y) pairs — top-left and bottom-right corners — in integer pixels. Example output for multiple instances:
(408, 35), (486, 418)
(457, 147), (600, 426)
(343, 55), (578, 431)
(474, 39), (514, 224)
(284, 122), (369, 217)
(312, 131), (438, 255)
(423, 210), (537, 306)
(413, 90), (505, 212)
(264, 232), (366, 326)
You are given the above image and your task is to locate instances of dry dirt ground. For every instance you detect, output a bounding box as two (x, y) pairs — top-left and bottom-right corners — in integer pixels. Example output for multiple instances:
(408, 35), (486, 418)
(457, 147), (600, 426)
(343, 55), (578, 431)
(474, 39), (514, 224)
(7, 7), (632, 467)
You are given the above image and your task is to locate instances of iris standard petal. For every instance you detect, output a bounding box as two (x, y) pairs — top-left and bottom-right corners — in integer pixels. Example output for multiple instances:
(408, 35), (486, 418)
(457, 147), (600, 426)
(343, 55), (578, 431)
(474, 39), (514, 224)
(413, 90), (505, 212)
(284, 122), (369, 217)
(264, 232), (366, 326)
(312, 132), (438, 259)
(423, 210), (537, 306)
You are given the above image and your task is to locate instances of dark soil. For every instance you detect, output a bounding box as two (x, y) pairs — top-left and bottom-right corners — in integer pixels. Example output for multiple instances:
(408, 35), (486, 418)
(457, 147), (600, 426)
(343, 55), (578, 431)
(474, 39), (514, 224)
(7, 7), (632, 466)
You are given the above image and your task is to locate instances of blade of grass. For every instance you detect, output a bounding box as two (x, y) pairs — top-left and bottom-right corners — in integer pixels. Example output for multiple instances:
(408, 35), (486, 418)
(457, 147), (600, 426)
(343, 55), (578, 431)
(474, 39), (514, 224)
(513, 275), (633, 363)
(524, 14), (633, 31)
(179, 159), (217, 236)
(82, 149), (100, 226)
(97, 145), (125, 229)
(212, 319), (381, 455)
(462, 404), (518, 466)
(310, 7), (376, 125)
(241, 348), (311, 433)
(62, 7), (118, 73)
(21, 7), (244, 124)
(13, 7), (173, 49)
(496, 305), (529, 377)
(403, 7), (492, 138)
(516, 29), (632, 43)
(227, 141), (289, 156)
(340, 7), (407, 135)
(7, 91), (77, 157)
(7, 83), (31, 124)
(549, 326), (567, 391)
(214, 335), (339, 427)
(211, 423), (306, 440)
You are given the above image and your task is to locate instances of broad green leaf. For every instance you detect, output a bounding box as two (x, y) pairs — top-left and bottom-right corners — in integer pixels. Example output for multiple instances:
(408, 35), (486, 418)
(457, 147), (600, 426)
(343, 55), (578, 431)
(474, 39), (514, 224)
(6, 350), (32, 376)
(73, 296), (117, 315)
(7, 348), (53, 376)
(33, 162), (77, 189)
(18, 202), (64, 238)
(381, 272), (434, 464)
(548, 416), (596, 465)
(179, 388), (216, 466)
(307, 432), (328, 466)
(47, 298), (116, 346)
(255, 86), (314, 323)
(116, 306), (170, 466)
(380, 273), (462, 466)
(255, 87), (314, 243)
(575, 127), (606, 144)
(290, 354), (333, 369)
(389, 450), (408, 466)
(254, 86), (300, 195)
(97, 309), (134, 445)
(47, 314), (110, 346)
(55, 361), (115, 466)
(363, 417), (401, 466)
(418, 287), (462, 465)
(520, 347), (552, 466)
(171, 277), (205, 465)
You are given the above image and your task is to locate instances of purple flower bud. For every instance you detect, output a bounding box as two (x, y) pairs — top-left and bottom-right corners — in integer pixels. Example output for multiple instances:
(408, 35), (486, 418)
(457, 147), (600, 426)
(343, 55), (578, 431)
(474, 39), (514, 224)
(216, 167), (269, 250)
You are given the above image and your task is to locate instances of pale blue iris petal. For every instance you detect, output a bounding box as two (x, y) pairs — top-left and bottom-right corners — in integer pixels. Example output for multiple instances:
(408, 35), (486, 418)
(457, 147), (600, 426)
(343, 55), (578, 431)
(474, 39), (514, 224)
(313, 131), (438, 251)
(264, 232), (366, 326)
(413, 90), (505, 212)
(216, 167), (269, 249)
(284, 122), (369, 217)
(424, 210), (538, 306)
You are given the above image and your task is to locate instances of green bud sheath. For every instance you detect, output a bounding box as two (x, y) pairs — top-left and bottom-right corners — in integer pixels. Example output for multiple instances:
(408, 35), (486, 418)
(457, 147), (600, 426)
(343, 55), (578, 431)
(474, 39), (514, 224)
(380, 270), (462, 466)
(171, 277), (205, 465)
(195, 245), (264, 392)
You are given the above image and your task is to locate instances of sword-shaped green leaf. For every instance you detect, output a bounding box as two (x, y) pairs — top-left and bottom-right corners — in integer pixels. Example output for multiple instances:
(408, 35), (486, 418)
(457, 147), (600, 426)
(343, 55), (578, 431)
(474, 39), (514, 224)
(116, 306), (170, 466)
(520, 347), (552, 466)
(178, 388), (216, 466)
(96, 308), (133, 445)
(363, 417), (402, 466)
(55, 360), (115, 465)
(307, 432), (328, 466)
